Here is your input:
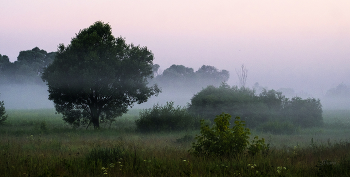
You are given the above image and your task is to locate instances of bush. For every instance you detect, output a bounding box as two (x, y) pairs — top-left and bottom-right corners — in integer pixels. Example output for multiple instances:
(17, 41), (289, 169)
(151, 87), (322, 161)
(190, 113), (267, 157)
(135, 102), (200, 132)
(257, 120), (299, 135)
(188, 84), (323, 128)
(188, 83), (268, 128)
(283, 97), (323, 127)
(0, 100), (7, 125)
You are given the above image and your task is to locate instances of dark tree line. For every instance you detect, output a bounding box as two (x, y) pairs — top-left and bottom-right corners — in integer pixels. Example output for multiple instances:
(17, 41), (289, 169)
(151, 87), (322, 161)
(150, 64), (229, 91)
(0, 47), (56, 85)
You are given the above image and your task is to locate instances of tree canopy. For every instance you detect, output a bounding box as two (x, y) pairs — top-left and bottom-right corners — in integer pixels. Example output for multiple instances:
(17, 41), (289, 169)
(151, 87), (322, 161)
(0, 47), (56, 84)
(42, 21), (160, 129)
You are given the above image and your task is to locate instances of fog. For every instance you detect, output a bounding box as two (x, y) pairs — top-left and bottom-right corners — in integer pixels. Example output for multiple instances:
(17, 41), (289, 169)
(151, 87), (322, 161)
(1, 1), (350, 110)
(0, 74), (348, 111)
(0, 84), (53, 110)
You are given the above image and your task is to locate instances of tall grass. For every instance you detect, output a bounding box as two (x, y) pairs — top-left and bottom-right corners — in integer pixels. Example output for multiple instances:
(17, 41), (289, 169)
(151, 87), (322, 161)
(1, 109), (350, 176)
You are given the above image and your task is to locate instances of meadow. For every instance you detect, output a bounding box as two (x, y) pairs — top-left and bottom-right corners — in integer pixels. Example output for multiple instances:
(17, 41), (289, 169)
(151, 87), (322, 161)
(1, 109), (350, 176)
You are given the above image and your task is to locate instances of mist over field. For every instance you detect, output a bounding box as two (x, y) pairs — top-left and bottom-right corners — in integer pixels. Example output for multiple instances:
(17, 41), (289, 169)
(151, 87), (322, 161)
(0, 84), (53, 109)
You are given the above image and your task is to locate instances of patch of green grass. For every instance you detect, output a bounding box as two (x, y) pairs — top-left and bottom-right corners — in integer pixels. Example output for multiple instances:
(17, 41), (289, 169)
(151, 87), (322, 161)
(1, 109), (350, 176)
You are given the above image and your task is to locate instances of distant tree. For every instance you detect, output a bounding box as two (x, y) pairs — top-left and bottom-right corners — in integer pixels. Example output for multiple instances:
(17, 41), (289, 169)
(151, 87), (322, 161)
(325, 83), (350, 98)
(0, 48), (56, 84)
(196, 65), (229, 86)
(0, 54), (14, 84)
(283, 97), (323, 127)
(0, 96), (7, 125)
(236, 64), (248, 88)
(42, 21), (160, 129)
(0, 54), (10, 70)
(153, 64), (195, 88)
(16, 47), (56, 81)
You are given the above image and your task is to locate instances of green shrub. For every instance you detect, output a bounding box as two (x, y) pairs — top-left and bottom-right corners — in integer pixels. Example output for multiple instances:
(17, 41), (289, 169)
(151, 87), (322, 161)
(247, 136), (269, 156)
(283, 97), (323, 127)
(257, 121), (300, 135)
(135, 102), (200, 132)
(0, 100), (7, 125)
(188, 84), (271, 128)
(190, 113), (267, 157)
(188, 84), (323, 128)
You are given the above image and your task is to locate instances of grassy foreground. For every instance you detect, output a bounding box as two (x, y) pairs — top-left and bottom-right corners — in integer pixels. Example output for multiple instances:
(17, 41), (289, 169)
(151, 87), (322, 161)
(1, 109), (350, 176)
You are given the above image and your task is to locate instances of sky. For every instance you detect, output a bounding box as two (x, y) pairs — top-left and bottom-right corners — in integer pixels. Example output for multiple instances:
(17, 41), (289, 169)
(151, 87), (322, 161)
(1, 0), (350, 97)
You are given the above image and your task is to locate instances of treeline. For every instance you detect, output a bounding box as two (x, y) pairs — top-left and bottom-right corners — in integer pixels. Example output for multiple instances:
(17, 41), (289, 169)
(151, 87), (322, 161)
(0, 47), (56, 85)
(150, 64), (229, 91)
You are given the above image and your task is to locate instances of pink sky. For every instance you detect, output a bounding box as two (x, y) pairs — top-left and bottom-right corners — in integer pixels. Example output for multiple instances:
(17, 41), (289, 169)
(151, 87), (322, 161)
(1, 0), (350, 96)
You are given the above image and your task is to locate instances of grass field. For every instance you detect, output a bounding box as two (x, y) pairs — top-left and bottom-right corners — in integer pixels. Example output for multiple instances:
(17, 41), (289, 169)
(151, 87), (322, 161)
(1, 109), (350, 176)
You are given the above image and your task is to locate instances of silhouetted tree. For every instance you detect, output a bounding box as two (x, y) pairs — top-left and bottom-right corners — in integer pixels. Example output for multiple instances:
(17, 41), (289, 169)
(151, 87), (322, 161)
(0, 48), (56, 84)
(196, 65), (229, 86)
(0, 95), (7, 125)
(42, 21), (160, 129)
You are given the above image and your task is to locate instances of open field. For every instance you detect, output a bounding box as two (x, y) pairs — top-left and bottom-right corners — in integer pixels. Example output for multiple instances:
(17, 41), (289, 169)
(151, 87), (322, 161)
(1, 109), (350, 176)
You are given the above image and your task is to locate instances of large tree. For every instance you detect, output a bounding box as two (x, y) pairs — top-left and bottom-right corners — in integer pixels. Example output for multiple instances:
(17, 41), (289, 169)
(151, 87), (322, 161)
(42, 21), (160, 129)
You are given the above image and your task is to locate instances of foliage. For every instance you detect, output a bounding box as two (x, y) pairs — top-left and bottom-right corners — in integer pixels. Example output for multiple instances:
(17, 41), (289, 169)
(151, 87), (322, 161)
(257, 120), (299, 135)
(247, 136), (269, 156)
(42, 21), (160, 129)
(151, 64), (229, 90)
(188, 83), (268, 127)
(283, 97), (323, 127)
(135, 102), (200, 132)
(0, 47), (56, 84)
(190, 113), (266, 157)
(188, 83), (323, 128)
(0, 100), (7, 125)
(325, 83), (350, 98)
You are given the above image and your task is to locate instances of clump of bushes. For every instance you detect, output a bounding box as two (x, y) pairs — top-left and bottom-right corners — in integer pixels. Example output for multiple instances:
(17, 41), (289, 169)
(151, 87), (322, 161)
(188, 83), (323, 128)
(190, 113), (268, 157)
(135, 102), (200, 132)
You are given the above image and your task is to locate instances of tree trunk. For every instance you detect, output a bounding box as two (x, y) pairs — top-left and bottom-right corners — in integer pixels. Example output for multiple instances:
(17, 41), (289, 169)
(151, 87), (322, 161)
(90, 106), (100, 129)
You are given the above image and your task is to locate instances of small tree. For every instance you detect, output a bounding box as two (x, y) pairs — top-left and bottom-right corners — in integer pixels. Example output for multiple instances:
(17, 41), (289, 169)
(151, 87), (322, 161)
(190, 113), (267, 157)
(42, 21), (160, 129)
(0, 100), (7, 125)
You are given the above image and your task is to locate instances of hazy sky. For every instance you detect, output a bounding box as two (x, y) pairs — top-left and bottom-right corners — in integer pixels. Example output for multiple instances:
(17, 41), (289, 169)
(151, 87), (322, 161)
(1, 0), (350, 97)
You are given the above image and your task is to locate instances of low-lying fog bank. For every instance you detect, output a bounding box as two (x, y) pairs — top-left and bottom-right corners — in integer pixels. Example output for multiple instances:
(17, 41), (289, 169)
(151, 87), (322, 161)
(0, 84), (54, 109)
(0, 83), (349, 111)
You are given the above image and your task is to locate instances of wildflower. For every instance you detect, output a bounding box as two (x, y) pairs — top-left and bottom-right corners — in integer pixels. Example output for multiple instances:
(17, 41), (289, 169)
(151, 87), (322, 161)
(109, 163), (115, 168)
(183, 160), (186, 162)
